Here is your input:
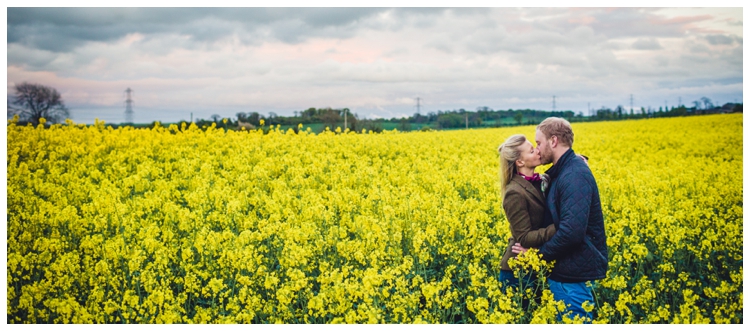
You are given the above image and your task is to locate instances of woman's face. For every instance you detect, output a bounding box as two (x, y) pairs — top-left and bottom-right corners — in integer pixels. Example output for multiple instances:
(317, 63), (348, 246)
(517, 140), (542, 169)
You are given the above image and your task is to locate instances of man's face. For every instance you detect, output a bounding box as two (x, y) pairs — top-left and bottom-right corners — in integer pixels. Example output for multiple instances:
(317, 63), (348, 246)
(535, 129), (554, 165)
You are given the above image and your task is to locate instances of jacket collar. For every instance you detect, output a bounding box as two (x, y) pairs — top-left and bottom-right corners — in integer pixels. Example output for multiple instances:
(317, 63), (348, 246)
(545, 148), (576, 180)
(511, 174), (545, 205)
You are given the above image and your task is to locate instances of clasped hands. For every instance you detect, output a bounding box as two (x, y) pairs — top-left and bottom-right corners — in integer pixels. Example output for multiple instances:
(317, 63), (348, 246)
(511, 243), (529, 255)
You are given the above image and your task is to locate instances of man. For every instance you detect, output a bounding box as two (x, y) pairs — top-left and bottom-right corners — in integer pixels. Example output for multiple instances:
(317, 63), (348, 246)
(516, 117), (608, 322)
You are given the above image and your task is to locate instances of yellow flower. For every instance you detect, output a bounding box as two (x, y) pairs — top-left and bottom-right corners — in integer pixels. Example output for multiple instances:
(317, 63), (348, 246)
(4, 114), (742, 323)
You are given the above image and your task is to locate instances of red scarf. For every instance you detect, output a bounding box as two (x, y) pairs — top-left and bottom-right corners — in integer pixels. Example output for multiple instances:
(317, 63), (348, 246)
(518, 172), (542, 182)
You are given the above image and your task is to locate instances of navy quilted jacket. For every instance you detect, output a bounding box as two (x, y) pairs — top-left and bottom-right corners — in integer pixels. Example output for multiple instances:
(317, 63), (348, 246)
(539, 148), (608, 282)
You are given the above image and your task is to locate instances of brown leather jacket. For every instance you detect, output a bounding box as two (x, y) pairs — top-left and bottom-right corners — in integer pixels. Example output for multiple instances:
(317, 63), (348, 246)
(500, 174), (557, 271)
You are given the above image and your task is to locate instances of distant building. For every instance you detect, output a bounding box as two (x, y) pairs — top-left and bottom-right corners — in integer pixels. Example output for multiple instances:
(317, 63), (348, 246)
(694, 103), (740, 115)
(721, 103), (741, 113)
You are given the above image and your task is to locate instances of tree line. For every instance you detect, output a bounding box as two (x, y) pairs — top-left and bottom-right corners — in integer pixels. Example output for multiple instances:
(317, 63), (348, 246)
(7, 82), (743, 132)
(206, 101), (740, 133)
(592, 97), (741, 120)
(203, 107), (582, 133)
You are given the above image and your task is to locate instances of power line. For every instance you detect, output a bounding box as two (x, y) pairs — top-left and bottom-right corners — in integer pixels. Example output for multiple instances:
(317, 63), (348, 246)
(125, 88), (134, 123)
(630, 94), (633, 113)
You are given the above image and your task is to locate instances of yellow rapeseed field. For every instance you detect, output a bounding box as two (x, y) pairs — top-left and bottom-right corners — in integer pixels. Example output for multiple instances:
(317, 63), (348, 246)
(6, 113), (742, 323)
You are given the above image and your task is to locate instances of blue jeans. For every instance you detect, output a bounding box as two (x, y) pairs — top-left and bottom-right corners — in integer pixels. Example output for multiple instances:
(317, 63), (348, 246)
(548, 279), (595, 323)
(499, 269), (536, 290)
(499, 270), (537, 311)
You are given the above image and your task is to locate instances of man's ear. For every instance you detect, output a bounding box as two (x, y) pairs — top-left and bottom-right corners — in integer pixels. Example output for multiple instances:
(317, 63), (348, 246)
(550, 136), (558, 148)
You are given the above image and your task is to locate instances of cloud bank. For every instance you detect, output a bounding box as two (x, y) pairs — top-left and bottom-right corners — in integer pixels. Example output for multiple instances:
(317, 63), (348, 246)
(6, 7), (743, 123)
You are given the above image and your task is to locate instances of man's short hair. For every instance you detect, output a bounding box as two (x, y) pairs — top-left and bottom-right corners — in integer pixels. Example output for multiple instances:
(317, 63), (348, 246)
(537, 117), (573, 147)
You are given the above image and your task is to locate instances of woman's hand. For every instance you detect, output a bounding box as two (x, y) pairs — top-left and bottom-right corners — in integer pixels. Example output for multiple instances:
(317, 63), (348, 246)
(578, 154), (589, 167)
(511, 242), (529, 255)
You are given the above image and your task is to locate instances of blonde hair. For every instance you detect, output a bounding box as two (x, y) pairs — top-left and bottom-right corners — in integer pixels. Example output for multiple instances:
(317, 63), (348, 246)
(537, 117), (574, 147)
(497, 134), (527, 194)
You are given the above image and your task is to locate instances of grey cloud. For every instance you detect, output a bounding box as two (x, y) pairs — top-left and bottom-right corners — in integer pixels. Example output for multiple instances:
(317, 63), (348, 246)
(654, 55), (670, 67)
(8, 8), (204, 26)
(728, 19), (743, 26)
(463, 29), (509, 55)
(426, 40), (453, 54)
(7, 44), (58, 69)
(586, 9), (678, 38)
(632, 38), (663, 50)
(688, 43), (711, 54)
(8, 7), (390, 52)
(460, 15), (605, 57)
(255, 8), (397, 43)
(9, 22), (133, 52)
(566, 25), (600, 44)
(8, 7), (383, 29)
(727, 46), (743, 66)
(7, 7), (742, 120)
(382, 47), (409, 58)
(588, 9), (690, 39)
(705, 34), (736, 45)
(7, 8), (214, 51)
(355, 8), (450, 33)
(531, 8), (721, 40)
(265, 19), (361, 44)
(391, 7), (451, 17)
(294, 7), (389, 28)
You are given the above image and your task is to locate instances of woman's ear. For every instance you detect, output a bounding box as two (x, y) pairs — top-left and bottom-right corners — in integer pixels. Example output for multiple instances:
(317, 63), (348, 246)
(515, 159), (524, 168)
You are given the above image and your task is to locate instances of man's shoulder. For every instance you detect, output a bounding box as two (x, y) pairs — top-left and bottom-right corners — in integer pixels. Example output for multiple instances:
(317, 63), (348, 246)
(556, 158), (594, 185)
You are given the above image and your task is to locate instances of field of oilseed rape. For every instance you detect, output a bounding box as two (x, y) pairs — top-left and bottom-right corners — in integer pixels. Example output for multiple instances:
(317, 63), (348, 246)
(6, 113), (742, 323)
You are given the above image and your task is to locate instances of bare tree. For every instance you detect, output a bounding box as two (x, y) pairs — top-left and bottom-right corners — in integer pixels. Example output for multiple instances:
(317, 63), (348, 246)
(693, 100), (702, 110)
(9, 82), (69, 125)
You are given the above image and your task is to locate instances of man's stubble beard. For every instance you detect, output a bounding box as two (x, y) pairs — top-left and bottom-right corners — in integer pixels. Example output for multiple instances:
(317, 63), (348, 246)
(543, 149), (554, 165)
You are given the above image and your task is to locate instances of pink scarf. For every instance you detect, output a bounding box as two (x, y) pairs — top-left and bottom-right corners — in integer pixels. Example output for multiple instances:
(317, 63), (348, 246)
(518, 172), (542, 182)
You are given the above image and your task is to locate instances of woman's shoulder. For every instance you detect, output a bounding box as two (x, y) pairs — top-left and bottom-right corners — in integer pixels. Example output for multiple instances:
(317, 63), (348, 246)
(505, 175), (523, 189)
(503, 176), (526, 197)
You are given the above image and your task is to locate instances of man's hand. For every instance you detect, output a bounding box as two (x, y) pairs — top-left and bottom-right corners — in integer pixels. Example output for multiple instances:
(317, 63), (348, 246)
(511, 242), (529, 255)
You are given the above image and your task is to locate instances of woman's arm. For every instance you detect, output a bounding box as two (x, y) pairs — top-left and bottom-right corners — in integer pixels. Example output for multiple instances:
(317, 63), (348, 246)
(503, 189), (557, 248)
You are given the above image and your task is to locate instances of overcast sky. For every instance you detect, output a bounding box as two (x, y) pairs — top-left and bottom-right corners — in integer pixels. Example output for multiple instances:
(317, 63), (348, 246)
(5, 6), (744, 124)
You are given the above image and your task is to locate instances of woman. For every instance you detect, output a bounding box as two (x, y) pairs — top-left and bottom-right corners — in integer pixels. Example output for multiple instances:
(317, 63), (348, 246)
(497, 134), (557, 288)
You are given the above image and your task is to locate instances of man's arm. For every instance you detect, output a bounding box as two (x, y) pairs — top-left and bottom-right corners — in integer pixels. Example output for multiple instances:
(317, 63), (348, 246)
(538, 171), (593, 260)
